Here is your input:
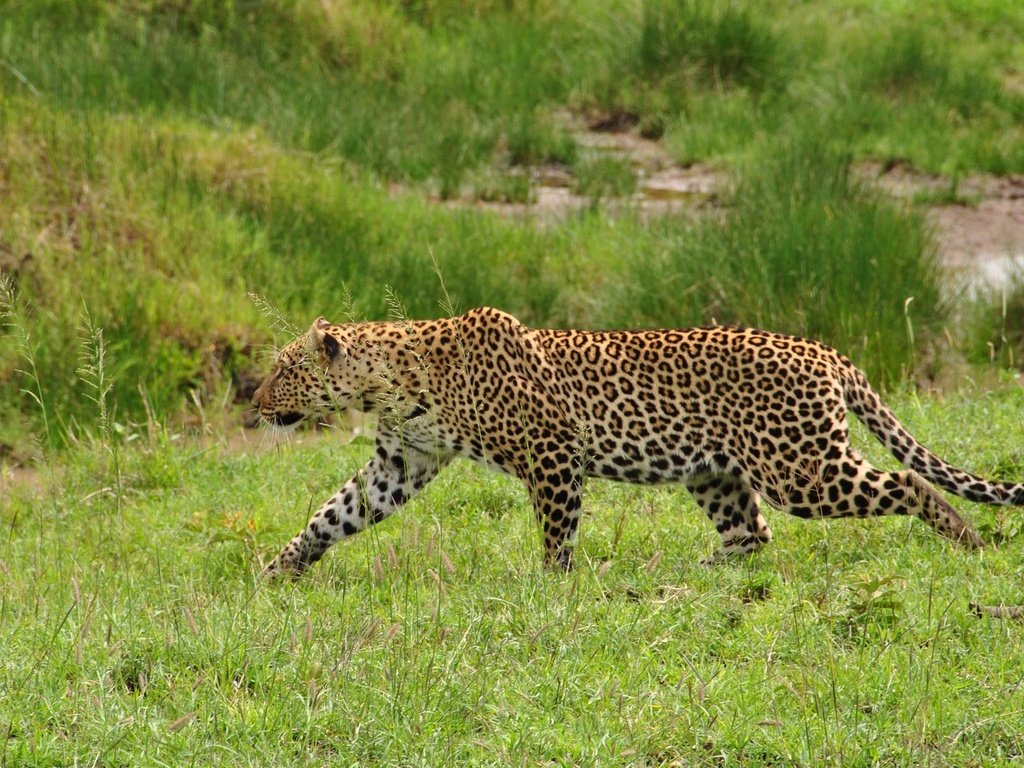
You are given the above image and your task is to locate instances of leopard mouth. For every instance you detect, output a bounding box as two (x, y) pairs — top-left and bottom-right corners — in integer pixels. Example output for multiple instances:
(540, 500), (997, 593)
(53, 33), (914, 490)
(272, 412), (305, 427)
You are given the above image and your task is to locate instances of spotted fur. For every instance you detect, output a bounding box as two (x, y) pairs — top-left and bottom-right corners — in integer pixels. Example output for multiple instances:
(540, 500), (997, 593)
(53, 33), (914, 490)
(253, 308), (1022, 576)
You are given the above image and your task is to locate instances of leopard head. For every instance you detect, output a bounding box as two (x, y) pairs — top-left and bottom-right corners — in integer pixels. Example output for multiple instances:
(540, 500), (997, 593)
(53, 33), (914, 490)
(252, 317), (360, 429)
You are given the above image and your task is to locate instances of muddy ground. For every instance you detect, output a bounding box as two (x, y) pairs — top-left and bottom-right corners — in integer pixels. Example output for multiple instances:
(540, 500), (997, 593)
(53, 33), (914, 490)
(455, 116), (1024, 291)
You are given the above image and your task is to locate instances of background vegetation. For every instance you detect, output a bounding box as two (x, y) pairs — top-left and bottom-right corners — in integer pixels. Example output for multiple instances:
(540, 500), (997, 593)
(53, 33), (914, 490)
(2, 0), (1023, 445)
(2, 1), (1024, 765)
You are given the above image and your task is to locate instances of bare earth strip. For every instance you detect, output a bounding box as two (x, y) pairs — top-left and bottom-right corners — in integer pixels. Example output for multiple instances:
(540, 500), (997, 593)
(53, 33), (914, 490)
(449, 119), (1024, 291)
(866, 161), (1024, 289)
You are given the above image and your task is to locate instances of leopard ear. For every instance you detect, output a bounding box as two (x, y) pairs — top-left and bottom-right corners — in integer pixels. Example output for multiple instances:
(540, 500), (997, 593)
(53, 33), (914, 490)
(309, 317), (343, 362)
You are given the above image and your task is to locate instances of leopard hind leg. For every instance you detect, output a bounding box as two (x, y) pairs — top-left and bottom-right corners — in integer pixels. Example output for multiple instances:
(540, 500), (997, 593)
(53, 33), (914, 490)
(781, 451), (983, 548)
(685, 474), (773, 565)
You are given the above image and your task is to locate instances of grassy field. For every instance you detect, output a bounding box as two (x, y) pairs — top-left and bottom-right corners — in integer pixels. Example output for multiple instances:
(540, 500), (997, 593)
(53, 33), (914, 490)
(3, 1), (1024, 765)
(3, 391), (1024, 766)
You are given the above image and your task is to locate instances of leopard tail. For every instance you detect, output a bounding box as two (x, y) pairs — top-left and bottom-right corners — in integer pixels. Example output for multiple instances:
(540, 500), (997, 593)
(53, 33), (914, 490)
(842, 365), (1024, 505)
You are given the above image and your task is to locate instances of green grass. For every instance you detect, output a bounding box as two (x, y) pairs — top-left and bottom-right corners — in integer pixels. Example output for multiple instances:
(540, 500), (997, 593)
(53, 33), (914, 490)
(572, 154), (639, 202)
(606, 129), (946, 384)
(638, 0), (792, 92)
(3, 0), (1023, 181)
(0, 0), (580, 194)
(3, 390), (1024, 766)
(962, 270), (1024, 372)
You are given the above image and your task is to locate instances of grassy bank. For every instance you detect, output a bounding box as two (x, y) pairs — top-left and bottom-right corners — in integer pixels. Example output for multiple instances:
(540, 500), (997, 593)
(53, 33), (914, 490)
(2, 390), (1024, 765)
(0, 94), (952, 451)
(2, 0), (1022, 447)
(4, 0), (1023, 180)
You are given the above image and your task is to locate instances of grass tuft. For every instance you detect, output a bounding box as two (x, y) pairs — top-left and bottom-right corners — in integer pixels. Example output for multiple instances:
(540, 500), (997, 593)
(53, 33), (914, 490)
(962, 270), (1024, 371)
(638, 0), (789, 92)
(572, 154), (638, 203)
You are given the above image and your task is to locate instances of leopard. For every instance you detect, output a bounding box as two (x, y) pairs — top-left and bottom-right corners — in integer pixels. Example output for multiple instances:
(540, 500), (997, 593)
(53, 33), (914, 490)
(253, 307), (1024, 577)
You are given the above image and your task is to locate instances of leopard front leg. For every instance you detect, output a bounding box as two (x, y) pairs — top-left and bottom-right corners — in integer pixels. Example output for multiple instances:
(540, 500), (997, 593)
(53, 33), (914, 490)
(522, 449), (584, 571)
(263, 436), (450, 578)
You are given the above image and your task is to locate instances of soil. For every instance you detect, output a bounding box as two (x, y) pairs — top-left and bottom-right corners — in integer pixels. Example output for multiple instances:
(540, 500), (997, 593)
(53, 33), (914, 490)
(864, 161), (1024, 290)
(0, 463), (43, 494)
(454, 114), (1024, 291)
(454, 120), (725, 223)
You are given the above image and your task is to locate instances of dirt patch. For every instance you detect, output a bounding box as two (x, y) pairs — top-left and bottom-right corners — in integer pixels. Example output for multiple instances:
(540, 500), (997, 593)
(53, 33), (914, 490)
(554, 118), (724, 214)
(0, 438), (45, 495)
(931, 201), (1024, 290)
(862, 162), (1024, 288)
(439, 111), (725, 223)
(445, 163), (722, 223)
(0, 463), (45, 495)
(449, 119), (1024, 291)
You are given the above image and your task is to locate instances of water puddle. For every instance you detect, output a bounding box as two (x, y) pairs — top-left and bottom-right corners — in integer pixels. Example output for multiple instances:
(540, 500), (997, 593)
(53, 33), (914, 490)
(639, 167), (719, 202)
